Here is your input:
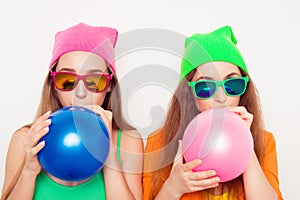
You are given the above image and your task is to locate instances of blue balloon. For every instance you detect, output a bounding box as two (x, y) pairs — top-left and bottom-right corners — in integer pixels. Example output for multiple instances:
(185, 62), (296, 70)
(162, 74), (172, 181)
(38, 106), (110, 181)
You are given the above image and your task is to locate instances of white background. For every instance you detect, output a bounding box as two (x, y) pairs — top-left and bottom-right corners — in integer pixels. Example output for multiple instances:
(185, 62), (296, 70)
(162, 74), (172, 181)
(0, 0), (299, 199)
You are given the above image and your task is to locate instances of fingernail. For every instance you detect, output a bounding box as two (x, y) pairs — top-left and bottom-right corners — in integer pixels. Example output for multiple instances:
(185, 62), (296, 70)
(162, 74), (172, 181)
(210, 170), (216, 176)
(46, 119), (51, 124)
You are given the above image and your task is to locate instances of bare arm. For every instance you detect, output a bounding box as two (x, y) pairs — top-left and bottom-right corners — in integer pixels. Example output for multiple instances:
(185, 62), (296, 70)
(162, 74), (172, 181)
(1, 112), (51, 200)
(120, 130), (144, 200)
(103, 147), (135, 200)
(243, 132), (283, 200)
(243, 153), (278, 199)
(2, 128), (25, 197)
(104, 129), (143, 200)
(2, 128), (38, 200)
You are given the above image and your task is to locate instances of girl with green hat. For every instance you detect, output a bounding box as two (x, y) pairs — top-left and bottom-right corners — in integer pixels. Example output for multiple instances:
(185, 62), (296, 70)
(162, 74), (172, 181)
(143, 26), (283, 199)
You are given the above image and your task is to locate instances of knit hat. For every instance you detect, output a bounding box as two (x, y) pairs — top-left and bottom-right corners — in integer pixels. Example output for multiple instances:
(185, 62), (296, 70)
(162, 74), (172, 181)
(180, 26), (248, 81)
(49, 23), (118, 72)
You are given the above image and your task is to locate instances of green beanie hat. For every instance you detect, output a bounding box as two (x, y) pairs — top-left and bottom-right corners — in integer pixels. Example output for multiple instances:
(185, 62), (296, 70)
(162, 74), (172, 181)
(180, 25), (248, 81)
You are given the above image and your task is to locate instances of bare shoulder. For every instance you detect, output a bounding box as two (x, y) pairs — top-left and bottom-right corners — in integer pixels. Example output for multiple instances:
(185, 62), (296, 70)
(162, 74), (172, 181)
(120, 129), (144, 153)
(118, 129), (144, 173)
(2, 126), (30, 192)
(7, 125), (31, 158)
(122, 129), (142, 139)
(7, 126), (31, 153)
(12, 126), (30, 140)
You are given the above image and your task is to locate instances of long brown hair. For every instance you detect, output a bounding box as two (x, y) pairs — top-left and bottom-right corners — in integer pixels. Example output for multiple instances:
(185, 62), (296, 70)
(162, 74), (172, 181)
(1, 66), (134, 200)
(149, 69), (265, 199)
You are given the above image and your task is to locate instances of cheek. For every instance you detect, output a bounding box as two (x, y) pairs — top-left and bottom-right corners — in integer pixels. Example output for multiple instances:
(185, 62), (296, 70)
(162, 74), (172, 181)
(196, 99), (213, 112)
(227, 96), (240, 107)
(56, 90), (73, 107)
(93, 92), (108, 106)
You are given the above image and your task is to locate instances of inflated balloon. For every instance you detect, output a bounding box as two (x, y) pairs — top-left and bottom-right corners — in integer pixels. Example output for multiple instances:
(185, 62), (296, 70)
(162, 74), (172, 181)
(182, 108), (253, 182)
(38, 106), (110, 181)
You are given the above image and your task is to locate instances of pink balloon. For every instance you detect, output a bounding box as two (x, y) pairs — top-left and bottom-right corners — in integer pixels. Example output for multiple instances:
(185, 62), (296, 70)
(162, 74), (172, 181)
(182, 108), (253, 182)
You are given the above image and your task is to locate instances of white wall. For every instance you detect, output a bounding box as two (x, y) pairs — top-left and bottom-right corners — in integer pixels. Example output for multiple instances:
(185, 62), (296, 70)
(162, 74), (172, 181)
(0, 0), (299, 199)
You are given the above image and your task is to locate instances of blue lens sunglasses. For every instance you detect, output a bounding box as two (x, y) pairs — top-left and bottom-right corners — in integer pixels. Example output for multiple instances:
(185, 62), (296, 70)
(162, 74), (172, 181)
(188, 76), (249, 99)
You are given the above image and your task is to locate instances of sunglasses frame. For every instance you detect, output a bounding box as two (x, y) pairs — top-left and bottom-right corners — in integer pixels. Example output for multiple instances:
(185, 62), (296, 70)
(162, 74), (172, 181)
(50, 71), (113, 93)
(188, 76), (249, 99)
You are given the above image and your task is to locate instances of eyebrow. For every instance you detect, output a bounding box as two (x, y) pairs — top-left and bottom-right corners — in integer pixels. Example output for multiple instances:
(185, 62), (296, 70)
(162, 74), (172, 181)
(225, 72), (241, 79)
(57, 67), (76, 72)
(195, 72), (241, 81)
(86, 69), (105, 74)
(57, 68), (105, 74)
(196, 76), (213, 81)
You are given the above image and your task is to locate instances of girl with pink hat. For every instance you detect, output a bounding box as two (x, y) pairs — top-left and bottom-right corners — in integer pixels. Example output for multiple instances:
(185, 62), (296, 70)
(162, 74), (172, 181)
(1, 23), (143, 200)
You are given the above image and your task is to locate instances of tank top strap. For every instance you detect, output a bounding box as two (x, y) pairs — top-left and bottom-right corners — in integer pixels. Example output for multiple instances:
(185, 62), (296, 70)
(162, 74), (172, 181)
(117, 129), (123, 166)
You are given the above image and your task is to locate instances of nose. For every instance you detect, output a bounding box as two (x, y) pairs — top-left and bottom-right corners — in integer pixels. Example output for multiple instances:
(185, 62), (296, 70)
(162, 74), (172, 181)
(213, 86), (227, 104)
(74, 80), (87, 99)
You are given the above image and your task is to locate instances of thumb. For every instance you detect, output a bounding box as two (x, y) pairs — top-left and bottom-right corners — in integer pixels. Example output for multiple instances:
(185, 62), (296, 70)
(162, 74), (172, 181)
(173, 140), (183, 166)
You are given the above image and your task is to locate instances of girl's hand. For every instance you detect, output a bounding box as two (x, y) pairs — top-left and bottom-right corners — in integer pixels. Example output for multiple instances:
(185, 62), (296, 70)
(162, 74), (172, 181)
(166, 140), (220, 198)
(226, 106), (253, 128)
(23, 111), (51, 176)
(83, 105), (113, 137)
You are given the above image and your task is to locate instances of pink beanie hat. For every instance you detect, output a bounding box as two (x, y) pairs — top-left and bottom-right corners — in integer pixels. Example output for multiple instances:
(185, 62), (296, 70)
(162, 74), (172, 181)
(49, 23), (118, 72)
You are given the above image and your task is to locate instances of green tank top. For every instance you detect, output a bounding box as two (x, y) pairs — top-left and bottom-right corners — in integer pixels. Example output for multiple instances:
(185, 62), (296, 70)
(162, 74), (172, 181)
(33, 170), (106, 200)
(33, 129), (123, 200)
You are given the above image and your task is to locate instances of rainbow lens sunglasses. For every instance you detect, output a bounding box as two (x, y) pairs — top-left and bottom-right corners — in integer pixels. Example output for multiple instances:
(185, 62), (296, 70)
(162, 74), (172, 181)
(50, 71), (113, 93)
(188, 76), (249, 99)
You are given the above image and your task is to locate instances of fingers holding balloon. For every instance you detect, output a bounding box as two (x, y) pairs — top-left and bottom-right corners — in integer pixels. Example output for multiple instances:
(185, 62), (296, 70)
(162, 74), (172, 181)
(30, 111), (51, 135)
(83, 105), (112, 131)
(168, 157), (219, 195)
(31, 141), (46, 155)
(189, 169), (217, 180)
(226, 106), (247, 115)
(189, 176), (220, 189)
(226, 106), (253, 127)
(83, 105), (110, 119)
(32, 123), (51, 145)
(24, 112), (51, 151)
(183, 159), (202, 172)
(23, 111), (52, 175)
(186, 163), (220, 189)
